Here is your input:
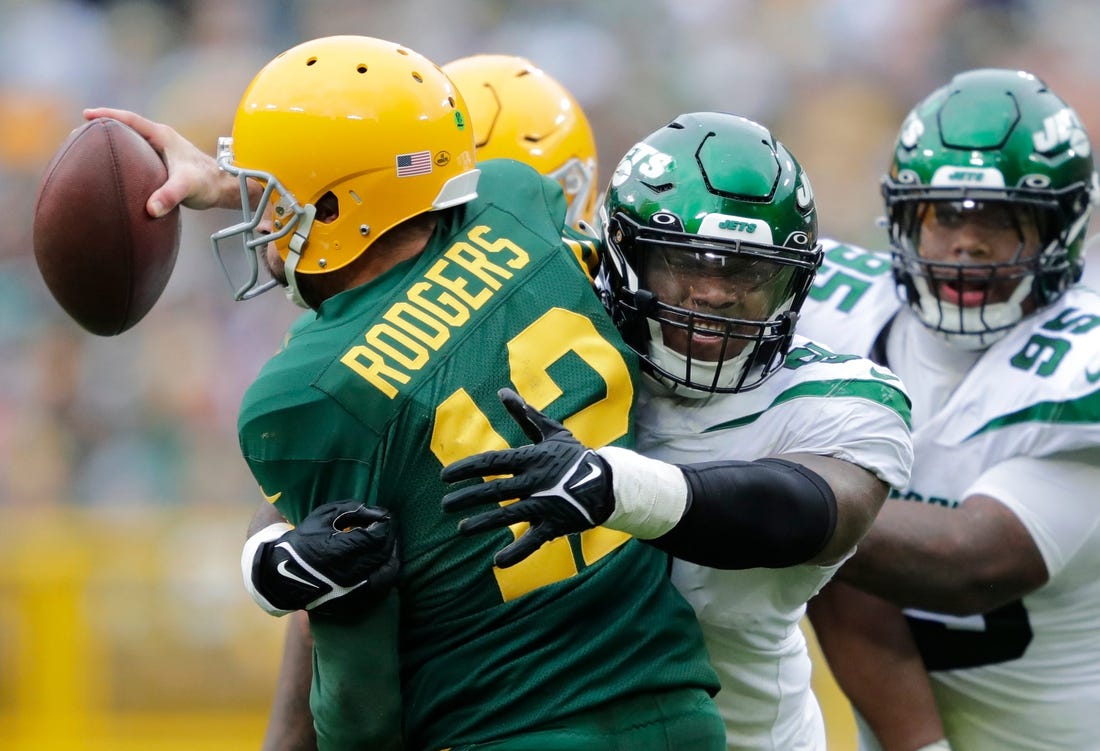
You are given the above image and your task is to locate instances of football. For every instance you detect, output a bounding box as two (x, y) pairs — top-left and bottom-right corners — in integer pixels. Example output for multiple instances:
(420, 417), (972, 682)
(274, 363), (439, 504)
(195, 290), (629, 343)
(32, 117), (181, 336)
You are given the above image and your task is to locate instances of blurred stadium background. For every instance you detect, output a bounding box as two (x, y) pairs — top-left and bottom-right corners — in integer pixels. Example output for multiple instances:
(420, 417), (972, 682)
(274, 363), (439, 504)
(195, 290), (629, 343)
(2, 0), (1098, 748)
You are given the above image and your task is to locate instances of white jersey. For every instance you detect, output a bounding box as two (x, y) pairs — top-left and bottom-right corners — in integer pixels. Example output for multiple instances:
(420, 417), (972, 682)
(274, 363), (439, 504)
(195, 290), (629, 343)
(799, 238), (1100, 751)
(636, 335), (912, 751)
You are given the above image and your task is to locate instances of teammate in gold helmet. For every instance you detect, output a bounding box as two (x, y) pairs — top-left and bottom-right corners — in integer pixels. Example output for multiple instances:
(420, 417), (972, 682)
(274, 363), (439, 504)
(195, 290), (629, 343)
(444, 54), (599, 231)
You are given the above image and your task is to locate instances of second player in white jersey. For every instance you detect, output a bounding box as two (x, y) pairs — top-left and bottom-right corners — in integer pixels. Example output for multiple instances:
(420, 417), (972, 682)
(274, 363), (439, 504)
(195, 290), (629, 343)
(801, 237), (1100, 751)
(801, 67), (1100, 750)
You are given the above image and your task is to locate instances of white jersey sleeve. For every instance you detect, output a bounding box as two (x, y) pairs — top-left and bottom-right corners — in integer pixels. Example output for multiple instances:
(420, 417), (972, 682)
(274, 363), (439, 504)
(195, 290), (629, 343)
(967, 452), (1100, 579)
(769, 360), (913, 489)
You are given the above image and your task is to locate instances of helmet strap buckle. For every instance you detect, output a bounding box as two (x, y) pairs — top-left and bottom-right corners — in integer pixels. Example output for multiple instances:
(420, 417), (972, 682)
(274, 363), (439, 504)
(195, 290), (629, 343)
(284, 204), (318, 309)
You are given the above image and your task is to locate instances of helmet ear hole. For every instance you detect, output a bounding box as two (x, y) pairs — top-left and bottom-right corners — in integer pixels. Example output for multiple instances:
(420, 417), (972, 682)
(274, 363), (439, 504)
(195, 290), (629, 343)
(316, 192), (340, 224)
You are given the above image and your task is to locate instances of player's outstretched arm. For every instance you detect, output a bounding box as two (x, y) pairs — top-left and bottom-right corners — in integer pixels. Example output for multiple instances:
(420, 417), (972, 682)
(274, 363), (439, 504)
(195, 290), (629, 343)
(836, 448), (1100, 615)
(82, 107), (242, 217)
(242, 500), (400, 619)
(808, 581), (952, 751)
(442, 388), (884, 569)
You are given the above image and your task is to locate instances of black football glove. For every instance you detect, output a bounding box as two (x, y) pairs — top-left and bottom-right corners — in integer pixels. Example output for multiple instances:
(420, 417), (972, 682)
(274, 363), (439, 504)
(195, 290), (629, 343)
(440, 387), (614, 568)
(247, 501), (399, 619)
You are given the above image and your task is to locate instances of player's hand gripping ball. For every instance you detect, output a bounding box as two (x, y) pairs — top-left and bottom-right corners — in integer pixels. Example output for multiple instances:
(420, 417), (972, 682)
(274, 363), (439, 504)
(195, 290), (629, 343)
(32, 117), (181, 336)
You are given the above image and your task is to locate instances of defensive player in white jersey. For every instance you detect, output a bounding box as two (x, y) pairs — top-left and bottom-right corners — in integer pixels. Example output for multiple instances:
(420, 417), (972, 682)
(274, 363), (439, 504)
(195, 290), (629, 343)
(441, 112), (917, 751)
(798, 69), (1100, 751)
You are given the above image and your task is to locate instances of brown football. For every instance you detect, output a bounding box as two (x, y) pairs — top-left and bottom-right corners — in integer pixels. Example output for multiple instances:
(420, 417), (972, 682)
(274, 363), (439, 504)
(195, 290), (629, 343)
(32, 117), (181, 336)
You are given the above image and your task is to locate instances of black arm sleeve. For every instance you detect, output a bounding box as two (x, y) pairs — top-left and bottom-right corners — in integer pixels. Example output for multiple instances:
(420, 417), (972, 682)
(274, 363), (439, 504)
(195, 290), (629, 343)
(645, 458), (838, 569)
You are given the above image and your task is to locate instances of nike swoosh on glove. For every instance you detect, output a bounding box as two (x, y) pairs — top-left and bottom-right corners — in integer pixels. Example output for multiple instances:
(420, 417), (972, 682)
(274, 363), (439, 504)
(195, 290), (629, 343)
(440, 387), (614, 568)
(247, 501), (399, 620)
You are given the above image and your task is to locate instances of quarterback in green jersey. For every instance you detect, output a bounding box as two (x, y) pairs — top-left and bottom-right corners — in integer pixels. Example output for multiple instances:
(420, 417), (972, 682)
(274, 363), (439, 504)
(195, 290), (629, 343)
(87, 36), (723, 751)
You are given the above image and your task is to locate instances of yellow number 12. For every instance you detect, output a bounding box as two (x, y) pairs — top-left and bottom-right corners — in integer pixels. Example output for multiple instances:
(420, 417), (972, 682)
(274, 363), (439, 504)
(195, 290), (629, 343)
(431, 308), (634, 601)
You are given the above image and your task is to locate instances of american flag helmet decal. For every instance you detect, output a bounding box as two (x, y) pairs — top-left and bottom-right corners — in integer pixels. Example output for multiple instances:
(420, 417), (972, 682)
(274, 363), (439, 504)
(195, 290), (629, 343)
(396, 150), (433, 177)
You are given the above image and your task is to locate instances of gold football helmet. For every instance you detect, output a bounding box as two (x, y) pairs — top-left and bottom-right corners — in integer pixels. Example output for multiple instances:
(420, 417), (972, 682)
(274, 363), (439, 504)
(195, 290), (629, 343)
(443, 54), (597, 229)
(213, 36), (480, 304)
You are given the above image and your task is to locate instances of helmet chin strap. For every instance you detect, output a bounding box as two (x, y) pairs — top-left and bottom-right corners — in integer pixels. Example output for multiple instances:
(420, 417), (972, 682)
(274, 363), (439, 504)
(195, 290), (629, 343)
(283, 204), (317, 310)
(639, 289), (795, 396)
(911, 274), (1032, 351)
(645, 319), (753, 398)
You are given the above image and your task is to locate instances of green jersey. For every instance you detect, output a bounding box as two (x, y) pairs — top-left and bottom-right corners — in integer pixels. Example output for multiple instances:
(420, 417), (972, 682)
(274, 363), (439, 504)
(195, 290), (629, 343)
(238, 160), (719, 750)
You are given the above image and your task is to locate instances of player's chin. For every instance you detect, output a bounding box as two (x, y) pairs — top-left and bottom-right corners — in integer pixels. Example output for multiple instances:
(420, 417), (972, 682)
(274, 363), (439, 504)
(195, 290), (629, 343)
(262, 246), (289, 286)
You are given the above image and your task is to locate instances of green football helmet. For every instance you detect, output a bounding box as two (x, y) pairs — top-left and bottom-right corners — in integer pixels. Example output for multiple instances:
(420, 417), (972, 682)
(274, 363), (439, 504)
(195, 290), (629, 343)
(884, 68), (1099, 349)
(600, 112), (821, 396)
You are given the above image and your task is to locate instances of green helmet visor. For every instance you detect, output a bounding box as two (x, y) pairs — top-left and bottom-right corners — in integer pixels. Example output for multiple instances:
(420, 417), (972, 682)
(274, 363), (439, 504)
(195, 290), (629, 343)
(642, 243), (802, 325)
(885, 180), (1087, 254)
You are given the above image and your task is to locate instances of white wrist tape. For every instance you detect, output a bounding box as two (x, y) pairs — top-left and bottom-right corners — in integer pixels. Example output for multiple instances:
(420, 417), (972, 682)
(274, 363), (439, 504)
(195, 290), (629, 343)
(915, 740), (952, 751)
(596, 446), (688, 539)
(241, 522), (293, 617)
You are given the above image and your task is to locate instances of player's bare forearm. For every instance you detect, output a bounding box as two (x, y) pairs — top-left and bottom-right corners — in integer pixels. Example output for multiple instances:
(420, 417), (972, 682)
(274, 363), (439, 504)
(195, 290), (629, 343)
(246, 500), (402, 749)
(808, 581), (947, 751)
(248, 503), (315, 751)
(779, 452), (887, 565)
(249, 499), (289, 537)
(838, 495), (1047, 614)
(262, 611), (317, 751)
